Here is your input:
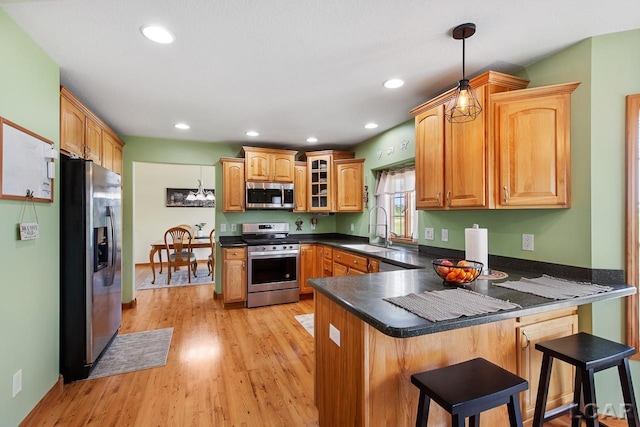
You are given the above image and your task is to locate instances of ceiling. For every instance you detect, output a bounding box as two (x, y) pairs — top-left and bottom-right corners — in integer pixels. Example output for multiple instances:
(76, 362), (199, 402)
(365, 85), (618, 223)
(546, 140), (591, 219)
(2, 0), (639, 150)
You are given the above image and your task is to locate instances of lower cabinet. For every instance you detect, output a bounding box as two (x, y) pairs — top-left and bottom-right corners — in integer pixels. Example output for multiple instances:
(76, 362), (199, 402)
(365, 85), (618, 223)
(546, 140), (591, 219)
(222, 247), (247, 306)
(299, 244), (317, 294)
(333, 249), (379, 275)
(515, 308), (578, 422)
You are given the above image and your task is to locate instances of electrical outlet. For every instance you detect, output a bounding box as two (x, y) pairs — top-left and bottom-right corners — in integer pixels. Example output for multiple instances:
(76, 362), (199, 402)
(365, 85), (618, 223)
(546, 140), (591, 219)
(220, 223), (226, 233)
(13, 369), (22, 398)
(231, 223), (237, 232)
(441, 229), (449, 242)
(425, 227), (434, 240)
(522, 234), (534, 251)
(350, 223), (355, 232)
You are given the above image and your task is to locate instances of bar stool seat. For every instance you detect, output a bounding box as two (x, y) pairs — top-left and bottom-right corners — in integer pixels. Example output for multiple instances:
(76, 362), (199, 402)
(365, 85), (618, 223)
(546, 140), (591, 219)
(411, 357), (528, 427)
(532, 332), (639, 427)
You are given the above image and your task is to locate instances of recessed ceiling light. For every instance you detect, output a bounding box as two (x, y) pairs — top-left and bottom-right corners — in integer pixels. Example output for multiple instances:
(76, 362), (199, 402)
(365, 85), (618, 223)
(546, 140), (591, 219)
(383, 78), (405, 89)
(174, 123), (190, 130)
(306, 137), (318, 143)
(364, 122), (379, 129)
(140, 25), (175, 44)
(246, 130), (259, 137)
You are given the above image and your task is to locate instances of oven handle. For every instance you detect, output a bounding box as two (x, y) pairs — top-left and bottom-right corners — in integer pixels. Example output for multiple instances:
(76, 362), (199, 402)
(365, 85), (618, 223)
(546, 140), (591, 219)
(248, 250), (300, 258)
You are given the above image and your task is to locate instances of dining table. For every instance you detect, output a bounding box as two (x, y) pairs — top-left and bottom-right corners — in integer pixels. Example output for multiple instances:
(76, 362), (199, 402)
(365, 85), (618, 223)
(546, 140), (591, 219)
(148, 237), (212, 284)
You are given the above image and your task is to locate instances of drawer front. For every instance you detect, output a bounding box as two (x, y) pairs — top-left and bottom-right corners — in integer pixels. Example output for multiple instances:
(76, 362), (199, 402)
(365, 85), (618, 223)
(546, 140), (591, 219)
(224, 247), (247, 260)
(323, 258), (333, 277)
(323, 246), (333, 260)
(333, 250), (368, 273)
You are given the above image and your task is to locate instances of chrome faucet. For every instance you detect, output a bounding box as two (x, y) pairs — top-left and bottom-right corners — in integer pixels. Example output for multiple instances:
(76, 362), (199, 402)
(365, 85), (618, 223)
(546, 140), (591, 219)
(368, 205), (391, 248)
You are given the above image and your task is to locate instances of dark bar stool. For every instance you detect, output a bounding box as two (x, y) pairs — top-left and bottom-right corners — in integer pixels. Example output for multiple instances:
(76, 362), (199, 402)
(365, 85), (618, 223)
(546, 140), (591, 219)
(411, 357), (528, 427)
(532, 332), (639, 427)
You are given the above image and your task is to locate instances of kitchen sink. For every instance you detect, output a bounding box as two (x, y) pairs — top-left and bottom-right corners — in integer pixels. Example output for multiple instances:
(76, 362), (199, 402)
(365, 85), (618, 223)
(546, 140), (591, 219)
(341, 244), (397, 253)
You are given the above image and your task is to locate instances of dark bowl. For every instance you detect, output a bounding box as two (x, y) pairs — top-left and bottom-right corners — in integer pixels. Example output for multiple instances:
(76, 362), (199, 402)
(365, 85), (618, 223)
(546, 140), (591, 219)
(432, 259), (483, 285)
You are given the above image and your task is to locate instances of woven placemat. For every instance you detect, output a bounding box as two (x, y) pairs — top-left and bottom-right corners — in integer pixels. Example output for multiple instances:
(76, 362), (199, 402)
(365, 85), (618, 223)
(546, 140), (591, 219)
(478, 270), (508, 280)
(493, 275), (613, 300)
(385, 288), (521, 322)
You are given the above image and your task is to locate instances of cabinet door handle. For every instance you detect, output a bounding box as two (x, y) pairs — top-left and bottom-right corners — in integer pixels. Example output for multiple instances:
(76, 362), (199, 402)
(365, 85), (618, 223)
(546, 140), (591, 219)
(503, 186), (510, 204)
(446, 191), (452, 207)
(242, 261), (245, 268)
(436, 191), (441, 206)
(521, 329), (530, 351)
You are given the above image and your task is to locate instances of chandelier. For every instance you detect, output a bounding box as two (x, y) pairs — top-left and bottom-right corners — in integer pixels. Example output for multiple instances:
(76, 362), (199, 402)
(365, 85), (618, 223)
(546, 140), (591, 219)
(444, 23), (483, 123)
(186, 167), (215, 202)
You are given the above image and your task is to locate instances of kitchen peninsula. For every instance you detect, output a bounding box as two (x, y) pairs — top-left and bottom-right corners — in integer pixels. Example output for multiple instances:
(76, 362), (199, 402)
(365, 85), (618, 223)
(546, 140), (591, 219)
(308, 262), (635, 426)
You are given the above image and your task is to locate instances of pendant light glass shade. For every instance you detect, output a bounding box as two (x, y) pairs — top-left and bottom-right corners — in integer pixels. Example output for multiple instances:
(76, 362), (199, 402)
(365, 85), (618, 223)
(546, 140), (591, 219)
(444, 23), (482, 123)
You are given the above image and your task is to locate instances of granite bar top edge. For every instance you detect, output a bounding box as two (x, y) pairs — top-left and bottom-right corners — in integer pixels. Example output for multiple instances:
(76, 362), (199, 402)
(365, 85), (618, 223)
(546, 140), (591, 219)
(308, 270), (635, 339)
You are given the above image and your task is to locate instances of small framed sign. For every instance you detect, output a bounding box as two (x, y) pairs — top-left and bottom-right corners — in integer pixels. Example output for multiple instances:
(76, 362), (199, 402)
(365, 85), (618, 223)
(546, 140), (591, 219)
(19, 222), (39, 240)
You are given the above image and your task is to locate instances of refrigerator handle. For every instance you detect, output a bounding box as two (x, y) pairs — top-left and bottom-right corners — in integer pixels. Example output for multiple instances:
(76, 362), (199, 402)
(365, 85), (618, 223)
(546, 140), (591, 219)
(106, 206), (116, 287)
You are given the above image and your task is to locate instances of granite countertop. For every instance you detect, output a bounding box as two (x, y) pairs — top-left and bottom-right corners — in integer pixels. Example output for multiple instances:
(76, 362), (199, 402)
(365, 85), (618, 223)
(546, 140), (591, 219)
(219, 234), (635, 337)
(307, 265), (635, 339)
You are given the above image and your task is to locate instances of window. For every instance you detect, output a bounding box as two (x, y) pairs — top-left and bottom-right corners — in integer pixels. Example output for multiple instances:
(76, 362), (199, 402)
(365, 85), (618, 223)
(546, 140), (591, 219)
(625, 94), (640, 353)
(374, 167), (417, 243)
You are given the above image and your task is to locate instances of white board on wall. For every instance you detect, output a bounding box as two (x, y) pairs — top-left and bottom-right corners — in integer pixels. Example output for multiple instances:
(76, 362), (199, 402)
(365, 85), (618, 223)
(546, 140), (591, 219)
(1, 117), (54, 202)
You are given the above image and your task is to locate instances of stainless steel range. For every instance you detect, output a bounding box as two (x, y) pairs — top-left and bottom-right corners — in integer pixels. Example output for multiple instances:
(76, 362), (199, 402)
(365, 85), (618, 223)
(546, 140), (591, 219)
(242, 222), (300, 308)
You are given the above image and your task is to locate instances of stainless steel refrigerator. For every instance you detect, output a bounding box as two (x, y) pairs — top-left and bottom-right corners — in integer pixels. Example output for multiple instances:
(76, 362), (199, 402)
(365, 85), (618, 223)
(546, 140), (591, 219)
(60, 155), (122, 382)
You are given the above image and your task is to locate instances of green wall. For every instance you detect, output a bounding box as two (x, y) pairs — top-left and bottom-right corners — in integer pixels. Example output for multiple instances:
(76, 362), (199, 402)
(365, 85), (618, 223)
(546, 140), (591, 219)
(0, 8), (60, 426)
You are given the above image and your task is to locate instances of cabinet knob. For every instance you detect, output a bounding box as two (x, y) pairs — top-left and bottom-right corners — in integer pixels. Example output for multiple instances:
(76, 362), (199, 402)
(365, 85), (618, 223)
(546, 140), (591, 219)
(233, 251), (238, 256)
(353, 260), (358, 264)
(503, 186), (510, 204)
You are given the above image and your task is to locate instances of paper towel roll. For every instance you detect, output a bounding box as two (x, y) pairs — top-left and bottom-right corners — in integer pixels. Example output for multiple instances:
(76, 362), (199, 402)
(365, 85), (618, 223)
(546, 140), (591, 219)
(465, 224), (489, 274)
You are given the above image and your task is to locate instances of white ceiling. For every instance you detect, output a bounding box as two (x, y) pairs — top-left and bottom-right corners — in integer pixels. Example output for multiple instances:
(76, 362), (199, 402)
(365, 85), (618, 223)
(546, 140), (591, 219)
(2, 0), (639, 150)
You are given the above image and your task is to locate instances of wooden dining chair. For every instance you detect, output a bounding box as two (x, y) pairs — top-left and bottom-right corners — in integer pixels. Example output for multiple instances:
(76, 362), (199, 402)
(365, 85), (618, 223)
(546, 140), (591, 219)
(207, 228), (216, 277)
(164, 226), (198, 284)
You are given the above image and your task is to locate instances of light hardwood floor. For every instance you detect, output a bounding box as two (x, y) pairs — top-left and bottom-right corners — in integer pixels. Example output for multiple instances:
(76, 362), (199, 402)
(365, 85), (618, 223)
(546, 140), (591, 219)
(26, 264), (627, 426)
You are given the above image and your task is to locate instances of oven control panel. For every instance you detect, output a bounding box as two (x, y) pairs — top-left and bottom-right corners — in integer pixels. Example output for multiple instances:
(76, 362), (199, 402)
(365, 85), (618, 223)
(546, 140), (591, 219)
(247, 244), (299, 253)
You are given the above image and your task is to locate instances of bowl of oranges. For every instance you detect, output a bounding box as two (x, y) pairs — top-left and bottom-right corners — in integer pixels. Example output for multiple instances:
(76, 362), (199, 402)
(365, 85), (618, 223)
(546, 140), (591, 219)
(432, 259), (484, 285)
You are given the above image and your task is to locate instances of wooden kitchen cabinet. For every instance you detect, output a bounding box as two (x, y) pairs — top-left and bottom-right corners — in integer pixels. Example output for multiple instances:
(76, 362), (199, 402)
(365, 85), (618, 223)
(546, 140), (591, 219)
(410, 71), (529, 210)
(299, 244), (317, 294)
(492, 82), (579, 208)
(243, 146), (296, 182)
(515, 309), (578, 422)
(221, 158), (245, 212)
(222, 247), (247, 306)
(335, 158), (365, 212)
(60, 86), (125, 174)
(305, 150), (356, 213)
(321, 246), (333, 277)
(102, 130), (124, 175)
(293, 161), (307, 212)
(333, 249), (376, 275)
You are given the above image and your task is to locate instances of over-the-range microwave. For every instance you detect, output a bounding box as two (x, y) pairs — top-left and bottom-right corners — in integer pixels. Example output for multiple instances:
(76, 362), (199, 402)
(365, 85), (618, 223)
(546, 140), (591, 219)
(246, 182), (294, 209)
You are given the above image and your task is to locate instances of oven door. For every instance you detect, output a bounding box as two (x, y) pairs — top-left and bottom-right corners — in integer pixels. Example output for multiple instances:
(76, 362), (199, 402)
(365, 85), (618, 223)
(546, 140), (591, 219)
(247, 249), (299, 292)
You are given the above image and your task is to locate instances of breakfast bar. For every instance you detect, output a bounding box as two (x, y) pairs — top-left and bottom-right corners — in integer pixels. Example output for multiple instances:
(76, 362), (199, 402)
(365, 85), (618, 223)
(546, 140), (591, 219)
(308, 267), (635, 426)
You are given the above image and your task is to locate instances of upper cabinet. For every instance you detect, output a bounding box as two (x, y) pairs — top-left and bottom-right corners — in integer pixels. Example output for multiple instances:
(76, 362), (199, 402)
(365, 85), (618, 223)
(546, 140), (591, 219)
(492, 82), (579, 209)
(293, 161), (307, 212)
(305, 150), (362, 213)
(411, 71), (578, 210)
(335, 158), (365, 212)
(243, 146), (297, 182)
(60, 86), (124, 174)
(221, 158), (246, 212)
(410, 71), (529, 210)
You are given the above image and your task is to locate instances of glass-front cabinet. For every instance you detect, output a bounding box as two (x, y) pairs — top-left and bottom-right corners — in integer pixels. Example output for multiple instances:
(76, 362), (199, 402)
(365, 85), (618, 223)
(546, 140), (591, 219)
(309, 154), (331, 211)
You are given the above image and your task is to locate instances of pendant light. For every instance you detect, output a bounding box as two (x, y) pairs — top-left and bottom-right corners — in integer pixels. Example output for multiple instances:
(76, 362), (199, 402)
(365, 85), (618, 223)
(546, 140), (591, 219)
(186, 167), (215, 202)
(444, 23), (483, 123)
